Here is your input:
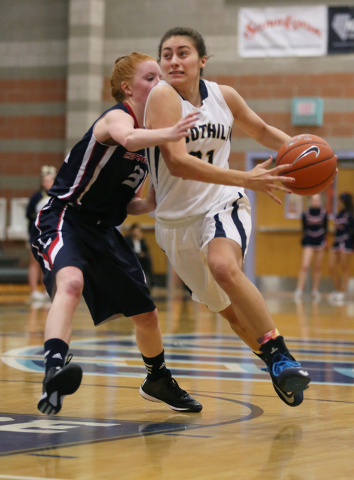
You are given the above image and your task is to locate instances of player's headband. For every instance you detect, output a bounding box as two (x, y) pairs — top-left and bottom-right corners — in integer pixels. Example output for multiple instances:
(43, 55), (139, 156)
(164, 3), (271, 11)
(115, 56), (126, 64)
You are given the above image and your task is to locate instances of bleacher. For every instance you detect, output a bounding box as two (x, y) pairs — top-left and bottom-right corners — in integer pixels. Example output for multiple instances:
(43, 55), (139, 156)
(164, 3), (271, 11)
(0, 198), (29, 283)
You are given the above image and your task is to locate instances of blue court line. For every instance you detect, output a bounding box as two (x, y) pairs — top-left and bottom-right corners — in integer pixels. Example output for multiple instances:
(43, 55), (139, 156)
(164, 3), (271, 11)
(71, 334), (354, 346)
(70, 335), (354, 347)
(1, 378), (354, 406)
(26, 344), (354, 358)
(165, 433), (212, 438)
(23, 351), (354, 366)
(28, 453), (77, 458)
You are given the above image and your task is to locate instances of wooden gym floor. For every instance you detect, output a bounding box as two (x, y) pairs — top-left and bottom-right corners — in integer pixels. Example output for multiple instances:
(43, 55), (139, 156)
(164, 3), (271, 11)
(0, 284), (354, 480)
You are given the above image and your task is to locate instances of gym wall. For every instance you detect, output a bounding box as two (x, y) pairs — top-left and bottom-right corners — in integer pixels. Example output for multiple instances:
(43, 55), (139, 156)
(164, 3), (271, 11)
(1, 0), (353, 280)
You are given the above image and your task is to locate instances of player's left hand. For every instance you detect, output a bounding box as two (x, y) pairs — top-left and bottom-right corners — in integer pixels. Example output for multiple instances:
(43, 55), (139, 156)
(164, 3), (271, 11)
(246, 157), (295, 204)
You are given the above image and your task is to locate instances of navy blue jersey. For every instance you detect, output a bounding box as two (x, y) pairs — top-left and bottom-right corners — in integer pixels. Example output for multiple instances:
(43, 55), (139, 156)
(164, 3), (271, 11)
(49, 103), (148, 227)
(302, 207), (327, 238)
(334, 210), (354, 243)
(26, 188), (51, 235)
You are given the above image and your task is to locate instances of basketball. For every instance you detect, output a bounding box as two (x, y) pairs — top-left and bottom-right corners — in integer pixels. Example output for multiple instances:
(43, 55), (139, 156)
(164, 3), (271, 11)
(276, 134), (337, 196)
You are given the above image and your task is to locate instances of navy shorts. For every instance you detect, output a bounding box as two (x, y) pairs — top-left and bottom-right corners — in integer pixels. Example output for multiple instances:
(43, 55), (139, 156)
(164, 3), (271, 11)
(302, 235), (326, 250)
(332, 238), (354, 253)
(31, 200), (156, 325)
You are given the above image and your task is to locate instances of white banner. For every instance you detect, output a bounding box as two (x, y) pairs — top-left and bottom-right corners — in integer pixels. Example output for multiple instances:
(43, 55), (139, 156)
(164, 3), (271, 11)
(238, 6), (327, 58)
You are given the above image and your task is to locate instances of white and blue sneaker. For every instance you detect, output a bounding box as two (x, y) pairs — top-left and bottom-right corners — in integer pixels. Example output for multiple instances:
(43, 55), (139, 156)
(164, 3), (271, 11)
(258, 336), (310, 407)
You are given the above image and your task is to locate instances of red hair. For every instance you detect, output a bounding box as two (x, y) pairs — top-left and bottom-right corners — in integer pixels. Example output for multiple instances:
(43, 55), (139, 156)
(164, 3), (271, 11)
(110, 52), (156, 102)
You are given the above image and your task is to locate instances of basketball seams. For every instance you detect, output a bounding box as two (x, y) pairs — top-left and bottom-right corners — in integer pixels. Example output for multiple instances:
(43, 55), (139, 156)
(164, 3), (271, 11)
(290, 164), (337, 192)
(276, 141), (331, 166)
(280, 155), (336, 175)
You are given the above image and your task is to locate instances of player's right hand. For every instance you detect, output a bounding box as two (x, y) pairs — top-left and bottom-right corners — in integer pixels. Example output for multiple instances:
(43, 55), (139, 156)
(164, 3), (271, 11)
(168, 112), (199, 142)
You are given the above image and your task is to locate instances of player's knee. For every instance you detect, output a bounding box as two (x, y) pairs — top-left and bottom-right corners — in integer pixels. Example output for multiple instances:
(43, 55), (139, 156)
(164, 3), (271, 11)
(57, 272), (83, 298)
(209, 259), (240, 286)
(132, 309), (159, 330)
(342, 263), (350, 273)
(301, 263), (311, 272)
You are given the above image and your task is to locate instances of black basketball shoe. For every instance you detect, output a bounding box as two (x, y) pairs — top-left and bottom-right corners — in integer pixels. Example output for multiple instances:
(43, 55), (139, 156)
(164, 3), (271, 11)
(140, 370), (203, 412)
(38, 355), (83, 415)
(271, 383), (304, 407)
(258, 336), (310, 407)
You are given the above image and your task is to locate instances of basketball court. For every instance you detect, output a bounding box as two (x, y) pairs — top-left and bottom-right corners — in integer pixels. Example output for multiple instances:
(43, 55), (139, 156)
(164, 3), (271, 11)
(0, 284), (353, 480)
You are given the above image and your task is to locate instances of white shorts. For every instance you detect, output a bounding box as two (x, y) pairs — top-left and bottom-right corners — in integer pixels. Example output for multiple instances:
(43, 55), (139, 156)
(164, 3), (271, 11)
(156, 193), (252, 312)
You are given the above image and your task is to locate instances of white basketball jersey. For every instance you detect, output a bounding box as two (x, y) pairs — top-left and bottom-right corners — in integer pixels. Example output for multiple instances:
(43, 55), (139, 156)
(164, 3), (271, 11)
(145, 79), (245, 222)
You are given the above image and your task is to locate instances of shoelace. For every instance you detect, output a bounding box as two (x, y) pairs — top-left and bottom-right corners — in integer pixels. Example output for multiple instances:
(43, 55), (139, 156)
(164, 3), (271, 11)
(166, 374), (187, 397)
(261, 353), (301, 377)
(64, 353), (73, 366)
(46, 354), (75, 386)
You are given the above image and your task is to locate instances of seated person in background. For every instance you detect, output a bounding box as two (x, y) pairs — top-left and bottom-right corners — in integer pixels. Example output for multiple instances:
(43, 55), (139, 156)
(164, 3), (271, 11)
(294, 194), (327, 302)
(125, 223), (154, 289)
(26, 165), (57, 303)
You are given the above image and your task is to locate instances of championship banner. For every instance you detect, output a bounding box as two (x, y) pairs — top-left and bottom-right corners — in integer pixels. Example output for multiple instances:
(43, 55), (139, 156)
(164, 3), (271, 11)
(238, 6), (327, 58)
(328, 6), (354, 54)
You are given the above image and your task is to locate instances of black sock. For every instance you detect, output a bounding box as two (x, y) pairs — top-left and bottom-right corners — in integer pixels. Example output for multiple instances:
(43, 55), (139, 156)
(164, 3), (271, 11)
(142, 350), (168, 381)
(44, 338), (69, 374)
(257, 336), (295, 367)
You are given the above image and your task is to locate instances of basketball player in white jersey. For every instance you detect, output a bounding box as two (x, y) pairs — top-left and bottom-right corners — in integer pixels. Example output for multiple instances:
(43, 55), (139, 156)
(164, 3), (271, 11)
(144, 27), (311, 407)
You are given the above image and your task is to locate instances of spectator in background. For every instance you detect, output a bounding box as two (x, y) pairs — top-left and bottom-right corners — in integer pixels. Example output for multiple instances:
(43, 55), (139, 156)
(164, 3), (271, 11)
(125, 223), (154, 289)
(26, 165), (57, 303)
(294, 194), (328, 302)
(328, 192), (354, 304)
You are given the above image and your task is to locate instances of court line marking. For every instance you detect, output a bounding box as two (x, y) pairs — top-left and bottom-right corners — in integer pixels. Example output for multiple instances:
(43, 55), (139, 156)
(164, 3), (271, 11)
(5, 346), (354, 361)
(5, 332), (354, 348)
(165, 433), (212, 438)
(1, 373), (354, 388)
(1, 377), (353, 404)
(4, 345), (354, 364)
(0, 476), (71, 480)
(28, 454), (77, 458)
(6, 363), (353, 386)
(71, 334), (354, 346)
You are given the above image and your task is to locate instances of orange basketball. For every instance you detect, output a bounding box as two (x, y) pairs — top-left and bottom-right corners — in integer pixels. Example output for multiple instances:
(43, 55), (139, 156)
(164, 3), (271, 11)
(276, 134), (337, 196)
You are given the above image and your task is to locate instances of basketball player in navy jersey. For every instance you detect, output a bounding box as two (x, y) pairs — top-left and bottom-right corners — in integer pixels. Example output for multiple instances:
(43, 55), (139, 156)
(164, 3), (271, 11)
(328, 192), (354, 303)
(31, 52), (202, 415)
(144, 28), (311, 407)
(294, 194), (328, 302)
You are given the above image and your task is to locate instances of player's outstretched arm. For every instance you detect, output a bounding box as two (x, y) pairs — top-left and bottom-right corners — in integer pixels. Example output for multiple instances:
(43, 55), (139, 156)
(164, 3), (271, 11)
(94, 109), (198, 152)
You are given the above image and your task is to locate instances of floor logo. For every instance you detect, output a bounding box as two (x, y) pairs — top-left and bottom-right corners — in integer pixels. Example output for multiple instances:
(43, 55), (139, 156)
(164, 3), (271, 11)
(0, 413), (197, 456)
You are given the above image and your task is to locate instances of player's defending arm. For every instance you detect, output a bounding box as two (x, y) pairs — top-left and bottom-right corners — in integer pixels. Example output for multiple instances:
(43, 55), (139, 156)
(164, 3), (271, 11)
(146, 85), (294, 204)
(126, 184), (156, 216)
(94, 109), (197, 152)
